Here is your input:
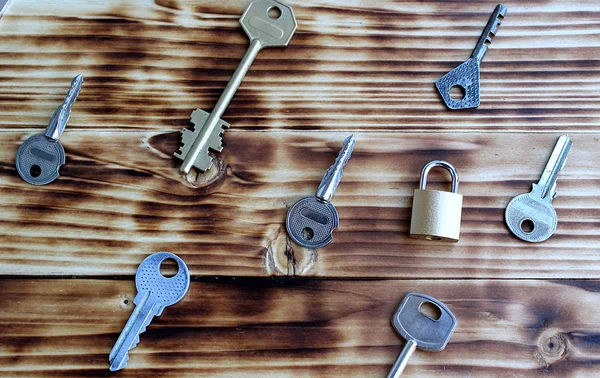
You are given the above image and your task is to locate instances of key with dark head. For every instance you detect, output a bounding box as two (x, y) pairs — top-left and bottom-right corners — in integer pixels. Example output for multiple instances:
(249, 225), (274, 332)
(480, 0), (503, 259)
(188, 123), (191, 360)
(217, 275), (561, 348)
(15, 75), (83, 185)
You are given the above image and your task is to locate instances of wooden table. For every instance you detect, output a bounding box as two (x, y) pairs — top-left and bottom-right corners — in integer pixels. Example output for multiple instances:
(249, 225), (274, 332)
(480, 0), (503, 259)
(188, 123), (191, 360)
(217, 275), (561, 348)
(1, 0), (599, 376)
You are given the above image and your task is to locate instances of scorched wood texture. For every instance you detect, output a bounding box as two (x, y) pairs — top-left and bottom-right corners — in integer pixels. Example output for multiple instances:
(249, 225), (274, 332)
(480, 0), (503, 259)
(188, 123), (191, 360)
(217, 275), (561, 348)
(0, 0), (598, 377)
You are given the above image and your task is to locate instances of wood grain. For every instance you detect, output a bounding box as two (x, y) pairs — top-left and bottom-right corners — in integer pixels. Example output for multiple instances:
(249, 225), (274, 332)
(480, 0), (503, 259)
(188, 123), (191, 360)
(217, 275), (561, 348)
(0, 0), (598, 132)
(0, 131), (598, 278)
(1, 0), (600, 376)
(1, 278), (599, 377)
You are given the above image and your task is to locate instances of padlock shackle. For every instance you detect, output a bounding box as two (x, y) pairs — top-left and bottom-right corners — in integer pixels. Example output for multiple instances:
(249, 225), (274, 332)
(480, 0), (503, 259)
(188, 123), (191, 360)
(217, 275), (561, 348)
(419, 160), (459, 193)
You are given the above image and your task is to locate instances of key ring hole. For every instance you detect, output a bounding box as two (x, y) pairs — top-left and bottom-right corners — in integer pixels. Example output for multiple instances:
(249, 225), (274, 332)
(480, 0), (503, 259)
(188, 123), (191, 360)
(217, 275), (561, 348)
(449, 85), (466, 101)
(301, 227), (314, 241)
(520, 219), (535, 234)
(419, 301), (442, 321)
(268, 6), (282, 19)
(30, 165), (42, 177)
(160, 258), (178, 278)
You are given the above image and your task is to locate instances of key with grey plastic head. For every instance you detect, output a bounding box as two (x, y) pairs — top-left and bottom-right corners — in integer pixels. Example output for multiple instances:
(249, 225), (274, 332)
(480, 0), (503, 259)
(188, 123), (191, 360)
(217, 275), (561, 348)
(435, 4), (507, 109)
(505, 135), (572, 243)
(175, 0), (297, 174)
(286, 135), (355, 249)
(387, 293), (457, 377)
(109, 252), (190, 371)
(16, 74), (83, 185)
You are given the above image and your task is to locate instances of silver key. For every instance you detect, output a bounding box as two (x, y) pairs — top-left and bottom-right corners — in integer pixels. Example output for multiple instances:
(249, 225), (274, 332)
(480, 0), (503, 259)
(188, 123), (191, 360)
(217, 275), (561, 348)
(15, 74), (83, 185)
(0, 0), (11, 18)
(175, 0), (297, 173)
(387, 293), (457, 377)
(505, 135), (572, 243)
(286, 135), (355, 249)
(435, 4), (507, 109)
(109, 252), (190, 371)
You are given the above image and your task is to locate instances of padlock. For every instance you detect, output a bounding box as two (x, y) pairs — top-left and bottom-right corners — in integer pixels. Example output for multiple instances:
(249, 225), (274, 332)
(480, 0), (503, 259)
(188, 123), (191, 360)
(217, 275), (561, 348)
(410, 160), (463, 242)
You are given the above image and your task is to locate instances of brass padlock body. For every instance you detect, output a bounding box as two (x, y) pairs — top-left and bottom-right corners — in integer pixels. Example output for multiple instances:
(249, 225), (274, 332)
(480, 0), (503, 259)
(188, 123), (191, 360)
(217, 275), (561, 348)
(410, 189), (462, 242)
(410, 189), (463, 242)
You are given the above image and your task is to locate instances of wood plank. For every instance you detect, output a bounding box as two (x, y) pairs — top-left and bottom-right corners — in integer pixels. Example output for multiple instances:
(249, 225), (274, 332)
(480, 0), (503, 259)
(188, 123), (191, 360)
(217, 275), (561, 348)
(0, 0), (598, 132)
(1, 278), (599, 377)
(1, 130), (598, 278)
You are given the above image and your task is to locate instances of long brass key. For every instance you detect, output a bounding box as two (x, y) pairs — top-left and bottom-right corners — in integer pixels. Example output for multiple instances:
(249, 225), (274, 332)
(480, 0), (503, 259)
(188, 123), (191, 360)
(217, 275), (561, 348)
(175, 0), (297, 173)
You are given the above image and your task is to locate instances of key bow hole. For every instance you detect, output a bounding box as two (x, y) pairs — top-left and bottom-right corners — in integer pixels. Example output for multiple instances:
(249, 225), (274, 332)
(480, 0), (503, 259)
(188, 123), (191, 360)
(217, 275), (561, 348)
(419, 301), (442, 321)
(30, 165), (42, 177)
(520, 219), (535, 234)
(449, 85), (466, 101)
(160, 258), (178, 278)
(267, 6), (282, 19)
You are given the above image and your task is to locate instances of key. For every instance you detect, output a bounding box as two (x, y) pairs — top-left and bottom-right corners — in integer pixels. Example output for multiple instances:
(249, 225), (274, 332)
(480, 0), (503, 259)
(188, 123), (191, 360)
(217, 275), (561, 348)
(109, 252), (190, 371)
(286, 135), (356, 249)
(175, 0), (297, 174)
(435, 4), (507, 109)
(505, 135), (573, 243)
(387, 293), (457, 377)
(15, 74), (83, 185)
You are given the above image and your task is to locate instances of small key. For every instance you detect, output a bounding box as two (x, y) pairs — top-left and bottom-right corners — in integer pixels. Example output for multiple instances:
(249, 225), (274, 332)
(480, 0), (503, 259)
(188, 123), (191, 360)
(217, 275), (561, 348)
(175, 0), (297, 173)
(435, 4), (507, 109)
(15, 74), (83, 185)
(387, 293), (457, 377)
(109, 252), (190, 371)
(286, 135), (355, 249)
(505, 135), (573, 243)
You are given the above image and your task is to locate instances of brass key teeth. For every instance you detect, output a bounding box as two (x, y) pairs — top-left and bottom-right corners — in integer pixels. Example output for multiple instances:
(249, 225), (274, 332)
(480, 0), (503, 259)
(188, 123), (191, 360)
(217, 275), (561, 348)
(174, 109), (230, 172)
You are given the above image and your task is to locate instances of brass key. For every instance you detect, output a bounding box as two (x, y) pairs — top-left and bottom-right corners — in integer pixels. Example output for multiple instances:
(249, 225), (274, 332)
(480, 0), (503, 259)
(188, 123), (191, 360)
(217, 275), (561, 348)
(175, 0), (298, 173)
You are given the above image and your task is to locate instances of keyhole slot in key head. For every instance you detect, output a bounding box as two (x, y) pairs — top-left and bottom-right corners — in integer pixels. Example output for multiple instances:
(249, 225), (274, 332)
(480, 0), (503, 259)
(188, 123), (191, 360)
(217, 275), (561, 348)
(268, 6), (281, 19)
(418, 301), (442, 321)
(449, 85), (466, 101)
(301, 227), (314, 241)
(29, 165), (42, 177)
(520, 219), (535, 234)
(159, 258), (178, 278)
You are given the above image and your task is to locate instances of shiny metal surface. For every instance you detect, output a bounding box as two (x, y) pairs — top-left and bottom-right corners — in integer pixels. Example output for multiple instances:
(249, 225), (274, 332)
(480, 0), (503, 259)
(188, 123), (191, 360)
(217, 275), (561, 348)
(410, 160), (463, 242)
(176, 0), (297, 173)
(0, 0), (12, 19)
(316, 134), (355, 202)
(109, 252), (190, 371)
(387, 293), (457, 377)
(286, 135), (355, 249)
(45, 74), (83, 141)
(505, 135), (572, 243)
(15, 75), (83, 185)
(435, 4), (507, 109)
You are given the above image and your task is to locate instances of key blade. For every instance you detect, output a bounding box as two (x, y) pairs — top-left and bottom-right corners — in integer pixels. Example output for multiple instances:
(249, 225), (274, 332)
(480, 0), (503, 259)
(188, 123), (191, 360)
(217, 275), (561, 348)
(109, 291), (160, 371)
(536, 135), (572, 200)
(315, 135), (356, 203)
(44, 74), (84, 141)
(471, 4), (507, 63)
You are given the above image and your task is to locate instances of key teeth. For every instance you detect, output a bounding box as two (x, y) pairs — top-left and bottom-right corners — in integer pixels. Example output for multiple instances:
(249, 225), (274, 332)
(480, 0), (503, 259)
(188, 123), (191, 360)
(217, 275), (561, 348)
(208, 120), (229, 152)
(174, 109), (230, 166)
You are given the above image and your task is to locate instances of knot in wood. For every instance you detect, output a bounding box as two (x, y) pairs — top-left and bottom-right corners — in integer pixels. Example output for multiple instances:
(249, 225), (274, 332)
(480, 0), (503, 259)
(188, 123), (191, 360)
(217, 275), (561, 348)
(183, 156), (227, 189)
(538, 330), (568, 364)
